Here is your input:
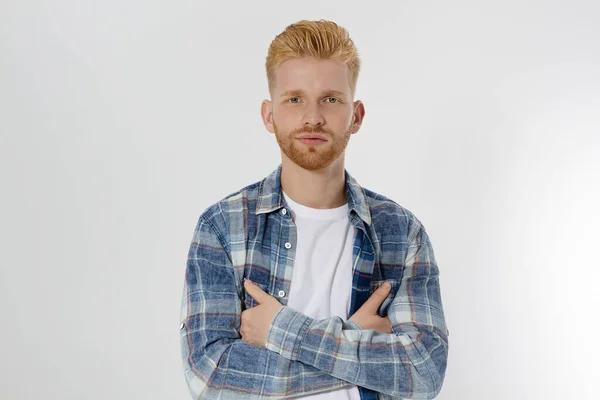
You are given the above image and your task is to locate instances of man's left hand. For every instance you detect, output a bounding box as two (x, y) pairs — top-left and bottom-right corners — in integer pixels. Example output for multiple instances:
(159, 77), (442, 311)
(240, 280), (284, 347)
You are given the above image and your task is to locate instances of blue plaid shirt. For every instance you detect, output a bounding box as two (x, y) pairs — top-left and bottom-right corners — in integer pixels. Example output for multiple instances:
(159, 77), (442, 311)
(180, 164), (449, 399)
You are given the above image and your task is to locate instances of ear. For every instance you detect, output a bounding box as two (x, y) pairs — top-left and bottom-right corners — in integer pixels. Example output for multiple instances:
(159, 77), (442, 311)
(349, 100), (365, 134)
(261, 100), (275, 133)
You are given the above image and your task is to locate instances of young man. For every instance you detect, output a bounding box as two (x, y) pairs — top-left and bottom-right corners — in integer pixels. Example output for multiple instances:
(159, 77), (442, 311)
(180, 19), (449, 400)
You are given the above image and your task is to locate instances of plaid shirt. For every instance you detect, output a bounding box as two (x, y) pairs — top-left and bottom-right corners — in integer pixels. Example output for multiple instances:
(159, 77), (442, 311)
(180, 164), (449, 399)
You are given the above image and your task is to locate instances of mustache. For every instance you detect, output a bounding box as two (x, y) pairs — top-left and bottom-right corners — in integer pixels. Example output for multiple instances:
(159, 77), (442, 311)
(292, 127), (331, 135)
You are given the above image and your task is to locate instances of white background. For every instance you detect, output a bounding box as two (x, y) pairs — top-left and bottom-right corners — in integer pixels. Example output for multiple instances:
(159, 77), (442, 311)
(1, 1), (599, 399)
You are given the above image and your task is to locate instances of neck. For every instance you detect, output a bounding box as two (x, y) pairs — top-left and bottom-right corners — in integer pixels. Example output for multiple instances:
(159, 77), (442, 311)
(279, 157), (347, 209)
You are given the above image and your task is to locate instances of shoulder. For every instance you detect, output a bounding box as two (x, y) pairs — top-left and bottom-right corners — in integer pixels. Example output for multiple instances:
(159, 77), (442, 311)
(194, 178), (262, 233)
(362, 186), (425, 237)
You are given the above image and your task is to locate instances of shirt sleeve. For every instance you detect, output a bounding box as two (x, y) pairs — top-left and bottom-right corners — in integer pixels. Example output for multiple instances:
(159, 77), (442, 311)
(180, 216), (358, 399)
(265, 221), (450, 399)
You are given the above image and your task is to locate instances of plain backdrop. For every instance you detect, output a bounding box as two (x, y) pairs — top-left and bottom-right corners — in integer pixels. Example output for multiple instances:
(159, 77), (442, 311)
(1, 1), (599, 399)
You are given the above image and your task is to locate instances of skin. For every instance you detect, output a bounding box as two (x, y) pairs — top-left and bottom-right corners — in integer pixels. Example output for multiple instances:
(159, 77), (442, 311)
(240, 56), (392, 348)
(241, 279), (393, 348)
(260, 56), (365, 209)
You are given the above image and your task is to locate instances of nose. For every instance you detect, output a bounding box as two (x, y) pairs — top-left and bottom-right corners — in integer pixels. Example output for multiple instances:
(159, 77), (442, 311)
(304, 120), (324, 130)
(302, 103), (325, 127)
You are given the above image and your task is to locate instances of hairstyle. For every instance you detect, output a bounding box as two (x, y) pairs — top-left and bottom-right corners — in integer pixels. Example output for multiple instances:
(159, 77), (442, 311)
(265, 19), (361, 98)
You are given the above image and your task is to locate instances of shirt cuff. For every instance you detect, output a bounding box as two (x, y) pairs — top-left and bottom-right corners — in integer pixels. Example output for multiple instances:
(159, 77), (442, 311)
(265, 306), (312, 361)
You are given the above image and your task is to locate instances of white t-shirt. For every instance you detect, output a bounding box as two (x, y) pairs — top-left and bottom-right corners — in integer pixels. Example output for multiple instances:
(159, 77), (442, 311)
(282, 190), (361, 400)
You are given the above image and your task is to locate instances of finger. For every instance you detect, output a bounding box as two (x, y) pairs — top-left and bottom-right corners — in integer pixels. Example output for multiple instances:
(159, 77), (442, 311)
(360, 282), (391, 313)
(244, 280), (269, 304)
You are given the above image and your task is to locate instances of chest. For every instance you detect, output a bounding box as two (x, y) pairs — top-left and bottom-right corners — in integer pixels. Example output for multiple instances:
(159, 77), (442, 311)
(237, 212), (407, 317)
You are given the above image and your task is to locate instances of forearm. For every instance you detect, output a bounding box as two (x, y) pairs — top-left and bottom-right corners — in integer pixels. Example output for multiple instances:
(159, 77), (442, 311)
(180, 318), (356, 399)
(266, 306), (448, 399)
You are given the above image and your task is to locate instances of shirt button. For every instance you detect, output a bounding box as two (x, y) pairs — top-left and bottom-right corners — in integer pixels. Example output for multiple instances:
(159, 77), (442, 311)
(278, 290), (286, 298)
(281, 208), (287, 215)
(180, 322), (185, 330)
(284, 242), (291, 249)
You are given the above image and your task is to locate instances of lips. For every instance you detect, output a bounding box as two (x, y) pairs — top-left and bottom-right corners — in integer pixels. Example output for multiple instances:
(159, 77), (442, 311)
(297, 134), (327, 140)
(297, 137), (327, 146)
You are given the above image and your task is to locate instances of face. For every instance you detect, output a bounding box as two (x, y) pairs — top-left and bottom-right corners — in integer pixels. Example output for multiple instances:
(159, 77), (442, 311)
(261, 57), (365, 171)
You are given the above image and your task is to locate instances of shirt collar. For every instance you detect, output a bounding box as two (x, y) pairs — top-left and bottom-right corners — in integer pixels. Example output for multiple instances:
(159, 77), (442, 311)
(256, 163), (372, 226)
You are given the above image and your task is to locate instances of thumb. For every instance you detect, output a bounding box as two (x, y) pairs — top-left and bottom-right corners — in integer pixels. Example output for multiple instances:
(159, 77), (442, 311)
(244, 280), (270, 304)
(360, 281), (392, 313)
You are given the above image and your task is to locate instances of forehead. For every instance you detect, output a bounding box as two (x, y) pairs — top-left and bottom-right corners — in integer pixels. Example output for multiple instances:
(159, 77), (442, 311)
(273, 57), (350, 96)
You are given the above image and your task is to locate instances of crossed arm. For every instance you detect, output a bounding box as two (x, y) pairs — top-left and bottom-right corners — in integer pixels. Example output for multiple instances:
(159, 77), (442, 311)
(239, 277), (394, 349)
(180, 217), (449, 399)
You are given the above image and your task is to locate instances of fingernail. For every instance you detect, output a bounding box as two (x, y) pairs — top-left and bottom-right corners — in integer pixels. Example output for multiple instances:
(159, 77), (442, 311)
(244, 279), (253, 286)
(382, 282), (391, 289)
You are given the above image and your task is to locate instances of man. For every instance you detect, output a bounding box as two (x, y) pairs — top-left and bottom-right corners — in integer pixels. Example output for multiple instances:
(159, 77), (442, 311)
(180, 19), (449, 400)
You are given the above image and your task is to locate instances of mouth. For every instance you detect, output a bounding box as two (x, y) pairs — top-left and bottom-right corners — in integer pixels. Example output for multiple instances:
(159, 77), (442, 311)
(297, 134), (327, 140)
(297, 137), (327, 146)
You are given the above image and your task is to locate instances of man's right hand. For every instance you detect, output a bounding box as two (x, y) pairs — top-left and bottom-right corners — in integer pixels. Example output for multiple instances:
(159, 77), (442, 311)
(348, 281), (393, 334)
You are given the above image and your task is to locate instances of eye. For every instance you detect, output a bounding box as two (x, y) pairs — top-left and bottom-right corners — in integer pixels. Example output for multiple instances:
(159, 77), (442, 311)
(326, 97), (340, 103)
(287, 97), (300, 103)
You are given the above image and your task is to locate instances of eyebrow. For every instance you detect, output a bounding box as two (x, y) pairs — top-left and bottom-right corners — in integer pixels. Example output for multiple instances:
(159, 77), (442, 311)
(279, 89), (346, 98)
